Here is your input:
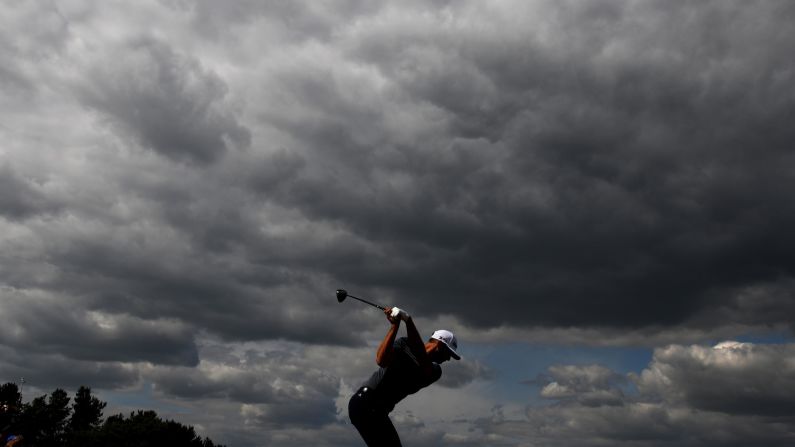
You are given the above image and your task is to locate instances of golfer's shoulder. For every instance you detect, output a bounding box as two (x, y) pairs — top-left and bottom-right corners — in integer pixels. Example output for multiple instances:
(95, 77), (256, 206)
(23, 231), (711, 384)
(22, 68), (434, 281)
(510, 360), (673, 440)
(431, 362), (442, 381)
(391, 337), (415, 362)
(392, 336), (410, 350)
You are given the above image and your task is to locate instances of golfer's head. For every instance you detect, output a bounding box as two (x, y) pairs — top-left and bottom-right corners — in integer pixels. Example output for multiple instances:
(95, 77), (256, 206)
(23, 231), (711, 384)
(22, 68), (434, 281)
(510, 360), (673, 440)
(430, 329), (460, 362)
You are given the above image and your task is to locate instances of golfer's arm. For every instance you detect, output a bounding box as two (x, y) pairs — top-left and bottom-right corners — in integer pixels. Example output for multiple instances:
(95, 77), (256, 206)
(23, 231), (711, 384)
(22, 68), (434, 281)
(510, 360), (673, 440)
(404, 317), (432, 370)
(376, 321), (400, 367)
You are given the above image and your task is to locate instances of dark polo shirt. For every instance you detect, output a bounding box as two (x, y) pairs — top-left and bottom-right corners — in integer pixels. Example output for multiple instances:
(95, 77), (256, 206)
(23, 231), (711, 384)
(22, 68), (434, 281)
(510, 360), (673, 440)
(360, 337), (442, 413)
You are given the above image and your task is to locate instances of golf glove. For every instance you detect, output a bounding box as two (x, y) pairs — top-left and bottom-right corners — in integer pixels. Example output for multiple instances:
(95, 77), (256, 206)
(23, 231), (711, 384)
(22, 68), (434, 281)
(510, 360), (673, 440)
(390, 307), (410, 321)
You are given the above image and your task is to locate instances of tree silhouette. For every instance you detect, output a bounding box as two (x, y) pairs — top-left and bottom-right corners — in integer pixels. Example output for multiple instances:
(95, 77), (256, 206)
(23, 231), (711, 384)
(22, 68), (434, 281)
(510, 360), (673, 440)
(67, 386), (107, 446)
(19, 388), (71, 446)
(1, 383), (225, 447)
(94, 410), (221, 447)
(70, 386), (105, 432)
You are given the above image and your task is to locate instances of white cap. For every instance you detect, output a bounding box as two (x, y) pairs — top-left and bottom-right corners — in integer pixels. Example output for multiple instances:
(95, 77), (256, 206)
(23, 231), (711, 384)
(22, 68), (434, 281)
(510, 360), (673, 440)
(431, 329), (460, 360)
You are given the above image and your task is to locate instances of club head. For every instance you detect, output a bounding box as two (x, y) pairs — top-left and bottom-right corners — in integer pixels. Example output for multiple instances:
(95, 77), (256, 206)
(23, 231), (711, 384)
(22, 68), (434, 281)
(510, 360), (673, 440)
(335, 289), (348, 303)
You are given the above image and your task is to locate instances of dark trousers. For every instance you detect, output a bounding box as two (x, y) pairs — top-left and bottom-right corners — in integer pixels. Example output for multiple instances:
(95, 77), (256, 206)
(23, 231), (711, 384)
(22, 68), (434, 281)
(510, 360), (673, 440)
(348, 388), (402, 447)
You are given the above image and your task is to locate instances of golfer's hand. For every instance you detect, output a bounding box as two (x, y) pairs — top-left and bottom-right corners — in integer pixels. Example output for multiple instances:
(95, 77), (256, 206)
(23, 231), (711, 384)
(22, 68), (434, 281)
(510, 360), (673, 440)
(390, 306), (410, 322)
(385, 307), (400, 324)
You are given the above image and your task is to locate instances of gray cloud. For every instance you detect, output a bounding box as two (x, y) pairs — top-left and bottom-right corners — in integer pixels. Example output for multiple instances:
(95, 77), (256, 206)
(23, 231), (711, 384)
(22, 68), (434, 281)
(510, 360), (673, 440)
(142, 339), (354, 441)
(4, 0), (790, 353)
(148, 347), (339, 406)
(636, 341), (795, 417)
(76, 37), (250, 165)
(235, 0), (795, 334)
(480, 341), (795, 447)
(0, 346), (139, 391)
(181, 0), (382, 43)
(437, 359), (494, 388)
(513, 402), (795, 447)
(0, 288), (198, 366)
(0, 165), (61, 220)
(537, 364), (627, 407)
(0, 2), (68, 98)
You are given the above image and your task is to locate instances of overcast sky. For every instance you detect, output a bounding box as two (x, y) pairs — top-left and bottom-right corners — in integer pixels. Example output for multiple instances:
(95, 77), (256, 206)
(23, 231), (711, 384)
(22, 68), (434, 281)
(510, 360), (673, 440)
(3, 0), (795, 445)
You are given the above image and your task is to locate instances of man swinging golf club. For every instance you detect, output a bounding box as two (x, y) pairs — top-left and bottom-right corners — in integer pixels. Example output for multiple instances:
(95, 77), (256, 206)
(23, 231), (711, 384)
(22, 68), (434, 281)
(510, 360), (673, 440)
(348, 304), (460, 447)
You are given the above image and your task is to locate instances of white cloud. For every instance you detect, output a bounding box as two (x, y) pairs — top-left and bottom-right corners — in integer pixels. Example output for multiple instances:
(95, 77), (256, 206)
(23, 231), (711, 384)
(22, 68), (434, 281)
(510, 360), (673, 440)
(473, 341), (795, 446)
(635, 341), (795, 416)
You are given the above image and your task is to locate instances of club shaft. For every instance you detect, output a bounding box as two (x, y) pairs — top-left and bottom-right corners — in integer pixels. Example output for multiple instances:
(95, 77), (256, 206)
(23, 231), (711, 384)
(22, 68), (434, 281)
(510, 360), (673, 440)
(349, 294), (385, 310)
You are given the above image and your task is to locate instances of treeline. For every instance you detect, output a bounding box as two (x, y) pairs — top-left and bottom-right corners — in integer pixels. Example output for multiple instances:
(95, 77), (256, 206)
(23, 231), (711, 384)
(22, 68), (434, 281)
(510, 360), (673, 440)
(0, 382), (225, 447)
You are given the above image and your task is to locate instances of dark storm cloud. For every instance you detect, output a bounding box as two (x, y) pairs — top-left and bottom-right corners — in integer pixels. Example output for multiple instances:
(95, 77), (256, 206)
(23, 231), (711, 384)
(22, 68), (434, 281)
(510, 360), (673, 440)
(5, 0), (790, 375)
(0, 289), (198, 366)
(180, 0), (381, 42)
(0, 165), (60, 220)
(35, 221), (367, 346)
(77, 37), (250, 165)
(0, 1), (68, 97)
(0, 0), (791, 368)
(244, 0), (795, 333)
(0, 346), (138, 391)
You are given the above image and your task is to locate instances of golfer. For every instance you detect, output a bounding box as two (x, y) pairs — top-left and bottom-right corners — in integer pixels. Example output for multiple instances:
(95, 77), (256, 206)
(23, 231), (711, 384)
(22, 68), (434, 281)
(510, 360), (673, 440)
(349, 305), (460, 446)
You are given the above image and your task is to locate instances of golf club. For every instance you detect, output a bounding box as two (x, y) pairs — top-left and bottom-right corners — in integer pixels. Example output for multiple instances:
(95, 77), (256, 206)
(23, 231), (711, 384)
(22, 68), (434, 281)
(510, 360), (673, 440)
(336, 289), (386, 310)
